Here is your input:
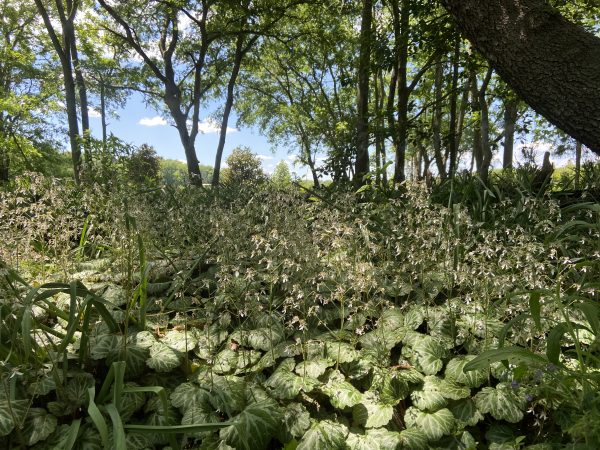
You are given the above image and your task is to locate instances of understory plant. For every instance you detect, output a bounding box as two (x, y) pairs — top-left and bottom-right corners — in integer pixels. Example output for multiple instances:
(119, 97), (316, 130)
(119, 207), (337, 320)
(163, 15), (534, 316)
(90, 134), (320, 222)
(1, 174), (599, 449)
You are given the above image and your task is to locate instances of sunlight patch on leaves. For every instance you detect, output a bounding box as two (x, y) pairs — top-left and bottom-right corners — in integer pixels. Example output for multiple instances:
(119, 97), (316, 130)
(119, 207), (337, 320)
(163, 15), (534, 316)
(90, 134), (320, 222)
(321, 370), (363, 409)
(297, 420), (348, 450)
(353, 391), (394, 428)
(404, 407), (455, 441)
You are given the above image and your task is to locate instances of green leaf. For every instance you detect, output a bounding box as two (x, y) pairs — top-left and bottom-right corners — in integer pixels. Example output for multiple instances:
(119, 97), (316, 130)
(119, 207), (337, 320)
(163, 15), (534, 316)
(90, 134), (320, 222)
(404, 407), (455, 441)
(410, 377), (447, 412)
(353, 391), (394, 428)
(235, 349), (262, 372)
(171, 382), (211, 413)
(27, 374), (59, 396)
(21, 408), (57, 445)
(359, 327), (406, 352)
(448, 398), (484, 427)
(283, 403), (311, 439)
(411, 375), (469, 412)
(321, 370), (363, 409)
(295, 358), (333, 378)
(213, 349), (239, 374)
(325, 341), (359, 363)
(378, 308), (405, 331)
(207, 376), (248, 417)
(147, 341), (182, 372)
(403, 307), (425, 330)
(370, 367), (413, 405)
(230, 325), (286, 351)
(547, 322), (588, 364)
(445, 356), (487, 388)
(220, 399), (283, 450)
(347, 432), (380, 450)
(161, 329), (198, 353)
(402, 335), (446, 375)
(265, 359), (319, 400)
(576, 301), (600, 335)
(398, 427), (428, 450)
(463, 347), (547, 372)
(365, 428), (402, 450)
(473, 383), (524, 423)
(529, 292), (542, 330)
(297, 420), (348, 450)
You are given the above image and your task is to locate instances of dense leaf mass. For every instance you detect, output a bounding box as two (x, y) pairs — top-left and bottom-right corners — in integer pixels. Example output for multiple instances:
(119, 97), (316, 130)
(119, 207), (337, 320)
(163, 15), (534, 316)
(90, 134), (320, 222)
(2, 176), (600, 448)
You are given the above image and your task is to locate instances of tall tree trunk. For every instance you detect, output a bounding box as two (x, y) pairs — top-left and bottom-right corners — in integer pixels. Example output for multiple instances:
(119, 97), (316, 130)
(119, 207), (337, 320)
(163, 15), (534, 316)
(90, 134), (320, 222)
(575, 141), (582, 189)
(65, 17), (90, 165)
(442, 0), (600, 154)
(447, 35), (461, 178)
(470, 70), (483, 174)
(374, 70), (382, 186)
(393, 0), (410, 185)
(355, 0), (373, 183)
(100, 79), (107, 151)
(478, 68), (494, 182)
(503, 97), (518, 169)
(0, 132), (8, 183)
(432, 54), (446, 180)
(35, 0), (82, 183)
(213, 34), (245, 188)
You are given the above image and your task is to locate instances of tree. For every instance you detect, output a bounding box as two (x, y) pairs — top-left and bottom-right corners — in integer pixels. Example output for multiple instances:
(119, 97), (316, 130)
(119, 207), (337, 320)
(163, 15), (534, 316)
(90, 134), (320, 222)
(222, 146), (265, 186)
(237, 2), (356, 187)
(97, 0), (306, 187)
(441, 0), (600, 154)
(354, 0), (373, 184)
(35, 0), (90, 183)
(0, 0), (63, 183)
(127, 144), (161, 184)
(271, 161), (292, 187)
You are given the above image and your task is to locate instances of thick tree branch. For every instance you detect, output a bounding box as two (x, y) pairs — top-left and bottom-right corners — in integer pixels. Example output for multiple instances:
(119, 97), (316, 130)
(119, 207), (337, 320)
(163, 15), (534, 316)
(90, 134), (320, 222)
(442, 0), (600, 153)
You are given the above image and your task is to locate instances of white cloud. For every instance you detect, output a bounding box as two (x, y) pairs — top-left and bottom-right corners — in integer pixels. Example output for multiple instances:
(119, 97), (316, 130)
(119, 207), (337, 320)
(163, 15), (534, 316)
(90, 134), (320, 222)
(139, 116), (167, 127)
(287, 155), (298, 162)
(197, 118), (237, 134)
(257, 154), (273, 161)
(87, 107), (101, 118)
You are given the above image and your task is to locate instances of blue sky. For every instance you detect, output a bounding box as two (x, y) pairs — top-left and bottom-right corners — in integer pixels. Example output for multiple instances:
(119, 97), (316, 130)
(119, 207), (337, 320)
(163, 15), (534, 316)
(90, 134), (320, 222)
(86, 92), (305, 177)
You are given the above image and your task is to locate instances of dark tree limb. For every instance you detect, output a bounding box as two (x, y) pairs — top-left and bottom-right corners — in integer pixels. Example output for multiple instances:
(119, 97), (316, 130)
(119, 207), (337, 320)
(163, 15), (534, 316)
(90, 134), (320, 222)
(442, 0), (600, 154)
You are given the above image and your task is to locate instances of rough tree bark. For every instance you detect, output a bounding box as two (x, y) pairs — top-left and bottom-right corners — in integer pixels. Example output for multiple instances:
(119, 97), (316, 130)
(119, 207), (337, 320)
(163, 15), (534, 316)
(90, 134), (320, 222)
(442, 0), (600, 154)
(355, 0), (373, 184)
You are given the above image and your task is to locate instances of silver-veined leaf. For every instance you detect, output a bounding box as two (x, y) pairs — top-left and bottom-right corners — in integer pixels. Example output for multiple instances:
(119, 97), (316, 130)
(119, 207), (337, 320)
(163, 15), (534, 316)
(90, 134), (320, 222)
(347, 432), (380, 450)
(207, 376), (247, 417)
(445, 356), (487, 388)
(402, 335), (446, 375)
(448, 398), (484, 427)
(147, 341), (182, 372)
(473, 383), (524, 423)
(398, 427), (428, 450)
(170, 382), (211, 413)
(265, 359), (319, 400)
(22, 408), (57, 445)
(161, 329), (198, 353)
(220, 398), (283, 450)
(366, 428), (402, 450)
(325, 341), (359, 363)
(404, 407), (455, 441)
(321, 370), (363, 409)
(283, 402), (311, 439)
(370, 367), (412, 405)
(297, 420), (348, 450)
(353, 391), (394, 428)
(295, 358), (334, 379)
